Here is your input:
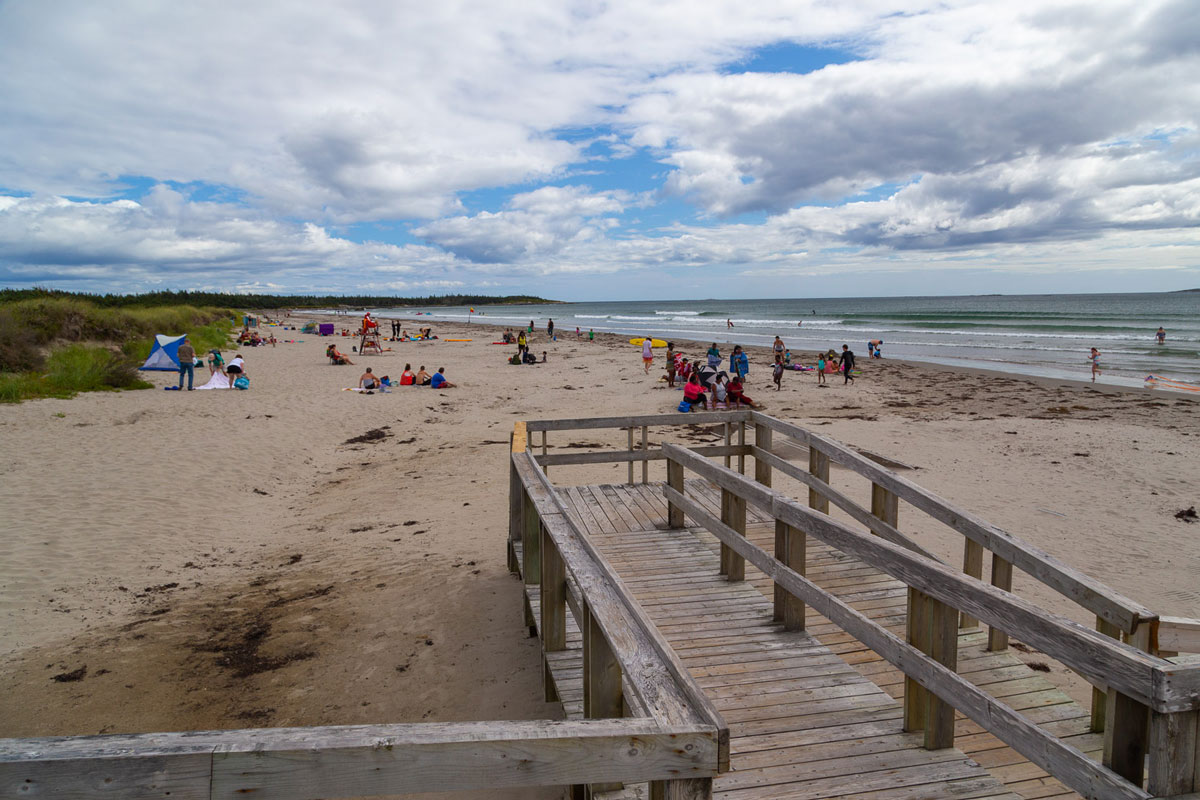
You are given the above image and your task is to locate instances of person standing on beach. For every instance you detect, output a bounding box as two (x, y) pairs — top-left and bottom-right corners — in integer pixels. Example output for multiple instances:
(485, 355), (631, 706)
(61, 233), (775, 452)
(665, 343), (677, 388)
(773, 336), (785, 360)
(730, 346), (748, 380)
(773, 354), (784, 391)
(816, 353), (827, 385)
(225, 354), (246, 388)
(177, 336), (196, 390)
(839, 344), (856, 384)
(547, 319), (555, 340)
(642, 337), (654, 373)
(706, 343), (721, 369)
(1090, 348), (1102, 382)
(529, 320), (535, 333)
(1156, 327), (1166, 345)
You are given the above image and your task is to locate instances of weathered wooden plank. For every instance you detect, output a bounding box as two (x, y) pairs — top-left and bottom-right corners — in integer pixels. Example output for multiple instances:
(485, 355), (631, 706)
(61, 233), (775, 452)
(962, 539), (984, 628)
(661, 482), (1151, 800)
(988, 555), (1014, 652)
(1160, 616), (1200, 655)
(526, 410), (751, 432)
(748, 412), (1156, 635)
(774, 521), (806, 631)
(667, 458), (685, 529)
(0, 720), (717, 800)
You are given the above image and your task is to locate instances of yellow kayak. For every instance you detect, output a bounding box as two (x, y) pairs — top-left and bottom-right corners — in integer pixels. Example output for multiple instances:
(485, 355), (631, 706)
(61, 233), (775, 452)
(630, 338), (668, 348)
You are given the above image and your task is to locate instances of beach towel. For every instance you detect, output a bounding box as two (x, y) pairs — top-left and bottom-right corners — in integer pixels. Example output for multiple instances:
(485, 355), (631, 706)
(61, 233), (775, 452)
(195, 371), (232, 390)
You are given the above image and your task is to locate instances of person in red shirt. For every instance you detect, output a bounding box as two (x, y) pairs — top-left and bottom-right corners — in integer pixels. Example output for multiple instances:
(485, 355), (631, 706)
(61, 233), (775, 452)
(683, 374), (708, 410)
(727, 376), (761, 408)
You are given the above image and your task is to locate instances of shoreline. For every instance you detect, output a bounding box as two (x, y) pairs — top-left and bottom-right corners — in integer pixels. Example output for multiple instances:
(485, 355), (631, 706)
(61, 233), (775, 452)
(1, 309), (1196, 742)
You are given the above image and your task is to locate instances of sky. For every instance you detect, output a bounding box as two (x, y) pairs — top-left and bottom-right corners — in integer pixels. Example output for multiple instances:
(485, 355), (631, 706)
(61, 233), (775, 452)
(1, 0), (1198, 301)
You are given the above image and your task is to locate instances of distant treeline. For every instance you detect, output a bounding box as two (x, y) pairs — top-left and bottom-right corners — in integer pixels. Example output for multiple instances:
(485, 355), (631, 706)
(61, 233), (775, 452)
(0, 288), (559, 309)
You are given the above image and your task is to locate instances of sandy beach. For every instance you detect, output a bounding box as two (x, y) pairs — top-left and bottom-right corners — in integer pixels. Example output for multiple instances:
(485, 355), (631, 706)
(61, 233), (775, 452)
(2, 312), (1197, 751)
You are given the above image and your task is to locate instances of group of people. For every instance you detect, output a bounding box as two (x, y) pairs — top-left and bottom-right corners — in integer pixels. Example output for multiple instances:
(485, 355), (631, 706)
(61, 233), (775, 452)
(236, 328), (275, 347)
(356, 363), (457, 392)
(174, 337), (246, 390)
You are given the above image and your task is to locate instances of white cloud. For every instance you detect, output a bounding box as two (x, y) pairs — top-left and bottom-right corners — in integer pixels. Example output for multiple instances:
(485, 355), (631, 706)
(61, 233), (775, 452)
(0, 0), (1197, 295)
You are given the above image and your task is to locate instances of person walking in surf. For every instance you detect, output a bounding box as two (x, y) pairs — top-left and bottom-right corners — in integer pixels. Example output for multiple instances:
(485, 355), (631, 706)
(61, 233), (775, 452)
(1090, 347), (1102, 382)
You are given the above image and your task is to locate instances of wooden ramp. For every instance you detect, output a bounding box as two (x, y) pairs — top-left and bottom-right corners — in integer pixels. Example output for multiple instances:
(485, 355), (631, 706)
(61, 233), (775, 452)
(550, 480), (1103, 800)
(538, 480), (1022, 800)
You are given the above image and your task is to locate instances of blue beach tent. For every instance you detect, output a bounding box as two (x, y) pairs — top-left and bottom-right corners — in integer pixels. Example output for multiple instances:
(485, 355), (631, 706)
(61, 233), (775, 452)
(139, 334), (186, 371)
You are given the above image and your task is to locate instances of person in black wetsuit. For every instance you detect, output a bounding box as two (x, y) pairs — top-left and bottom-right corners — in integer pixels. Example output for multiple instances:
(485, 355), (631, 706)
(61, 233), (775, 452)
(839, 344), (856, 384)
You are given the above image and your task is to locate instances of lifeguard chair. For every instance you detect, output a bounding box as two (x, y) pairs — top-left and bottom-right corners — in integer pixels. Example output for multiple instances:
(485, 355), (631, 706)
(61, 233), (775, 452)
(359, 313), (384, 355)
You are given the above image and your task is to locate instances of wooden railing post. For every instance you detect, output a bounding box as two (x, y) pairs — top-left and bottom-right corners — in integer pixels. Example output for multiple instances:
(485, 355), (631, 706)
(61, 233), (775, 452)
(1103, 690), (1150, 787)
(508, 457), (522, 575)
(721, 488), (746, 581)
(1103, 620), (1155, 787)
(773, 520), (805, 631)
(987, 555), (1013, 651)
(541, 430), (548, 475)
(960, 539), (983, 628)
(925, 597), (958, 749)
(737, 420), (746, 474)
(1147, 709), (1199, 796)
(627, 427), (635, 485)
(540, 523), (566, 703)
(583, 605), (623, 794)
(641, 425), (649, 483)
(522, 491), (541, 587)
(666, 458), (684, 529)
(651, 778), (713, 799)
(808, 446), (829, 514)
(870, 483), (898, 535)
(754, 423), (772, 488)
(723, 422), (732, 469)
(1091, 616), (1121, 732)
(904, 588), (930, 733)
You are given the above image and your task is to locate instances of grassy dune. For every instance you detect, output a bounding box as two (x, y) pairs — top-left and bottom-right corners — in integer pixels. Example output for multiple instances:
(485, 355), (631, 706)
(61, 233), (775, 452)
(0, 297), (236, 403)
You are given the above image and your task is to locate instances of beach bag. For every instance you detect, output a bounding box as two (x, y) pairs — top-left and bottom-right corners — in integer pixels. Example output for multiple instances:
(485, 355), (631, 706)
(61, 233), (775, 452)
(233, 376), (250, 390)
(677, 400), (692, 413)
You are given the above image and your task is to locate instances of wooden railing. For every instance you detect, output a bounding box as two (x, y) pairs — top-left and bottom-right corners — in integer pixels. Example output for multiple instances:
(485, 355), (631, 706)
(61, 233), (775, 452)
(509, 420), (728, 797)
(660, 439), (1200, 799)
(514, 411), (1200, 798)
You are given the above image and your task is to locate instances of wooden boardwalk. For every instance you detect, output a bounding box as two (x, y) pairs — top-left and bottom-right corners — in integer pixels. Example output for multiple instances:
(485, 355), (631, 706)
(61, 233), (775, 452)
(538, 479), (1100, 800)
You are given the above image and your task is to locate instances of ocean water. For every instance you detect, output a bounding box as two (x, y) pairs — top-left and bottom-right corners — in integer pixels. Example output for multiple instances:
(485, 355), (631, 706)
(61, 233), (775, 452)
(360, 292), (1200, 390)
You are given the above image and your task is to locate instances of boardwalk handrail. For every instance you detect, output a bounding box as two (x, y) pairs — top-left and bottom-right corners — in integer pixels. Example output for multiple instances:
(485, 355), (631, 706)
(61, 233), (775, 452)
(661, 441), (1200, 799)
(1, 719), (717, 799)
(748, 412), (1158, 636)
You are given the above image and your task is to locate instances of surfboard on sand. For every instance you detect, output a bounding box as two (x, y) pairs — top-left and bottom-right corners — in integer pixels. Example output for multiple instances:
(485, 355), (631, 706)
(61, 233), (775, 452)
(630, 338), (668, 348)
(444, 338), (473, 342)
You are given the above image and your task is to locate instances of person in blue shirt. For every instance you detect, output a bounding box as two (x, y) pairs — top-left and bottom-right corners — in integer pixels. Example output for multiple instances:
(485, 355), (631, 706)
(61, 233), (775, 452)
(729, 346), (749, 380)
(430, 367), (457, 389)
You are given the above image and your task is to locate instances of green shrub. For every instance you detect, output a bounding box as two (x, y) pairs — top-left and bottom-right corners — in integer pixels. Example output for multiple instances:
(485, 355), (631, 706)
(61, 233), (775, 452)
(45, 345), (148, 393)
(0, 298), (231, 402)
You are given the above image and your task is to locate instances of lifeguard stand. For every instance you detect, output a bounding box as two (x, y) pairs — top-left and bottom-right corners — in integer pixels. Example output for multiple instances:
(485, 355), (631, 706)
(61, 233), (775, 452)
(359, 327), (384, 355)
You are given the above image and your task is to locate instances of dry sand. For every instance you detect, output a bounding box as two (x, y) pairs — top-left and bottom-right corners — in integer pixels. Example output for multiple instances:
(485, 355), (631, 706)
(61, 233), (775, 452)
(2, 313), (1197, 764)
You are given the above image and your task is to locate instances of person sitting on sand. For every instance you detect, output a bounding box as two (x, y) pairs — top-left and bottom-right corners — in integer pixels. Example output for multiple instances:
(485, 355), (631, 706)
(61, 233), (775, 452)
(683, 373), (708, 410)
(225, 354), (246, 388)
(727, 375), (761, 408)
(430, 367), (456, 388)
(414, 366), (432, 385)
(359, 367), (382, 391)
(712, 373), (729, 405)
(326, 344), (353, 365)
(522, 350), (538, 364)
(399, 363), (415, 385)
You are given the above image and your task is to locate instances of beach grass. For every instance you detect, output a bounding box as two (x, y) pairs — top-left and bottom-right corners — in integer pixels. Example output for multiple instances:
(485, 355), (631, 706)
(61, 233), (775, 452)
(0, 297), (236, 403)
